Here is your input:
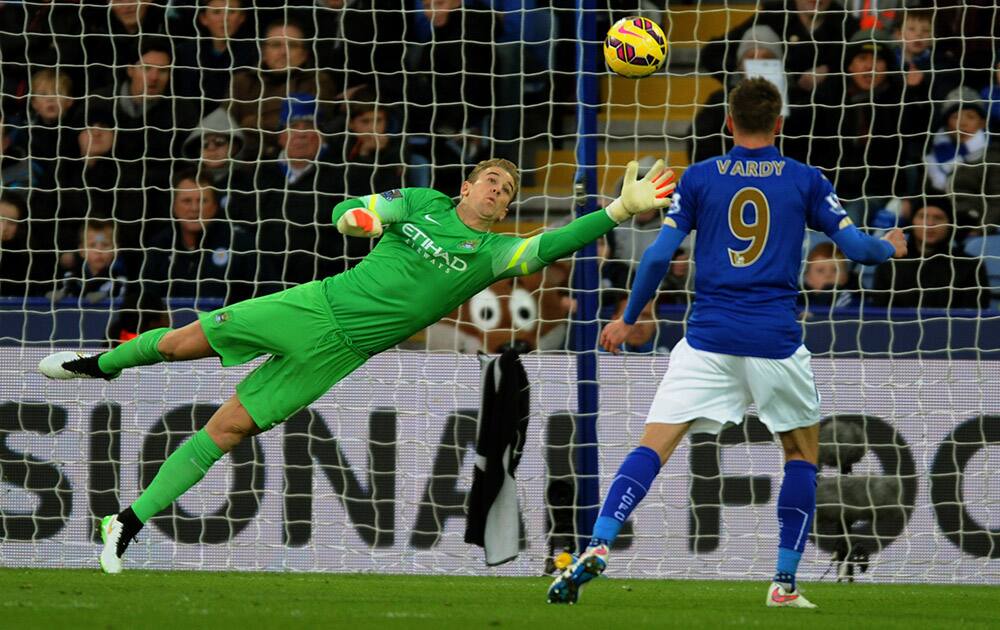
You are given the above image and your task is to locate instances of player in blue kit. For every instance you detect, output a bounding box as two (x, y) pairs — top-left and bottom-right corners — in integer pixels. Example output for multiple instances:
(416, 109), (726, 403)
(546, 78), (907, 607)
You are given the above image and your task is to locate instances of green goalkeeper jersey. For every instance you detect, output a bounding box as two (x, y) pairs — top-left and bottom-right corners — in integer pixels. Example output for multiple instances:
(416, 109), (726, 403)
(325, 187), (616, 354)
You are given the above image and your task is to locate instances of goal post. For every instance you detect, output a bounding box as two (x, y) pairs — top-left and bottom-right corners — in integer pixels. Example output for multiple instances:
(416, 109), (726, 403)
(571, 0), (603, 555)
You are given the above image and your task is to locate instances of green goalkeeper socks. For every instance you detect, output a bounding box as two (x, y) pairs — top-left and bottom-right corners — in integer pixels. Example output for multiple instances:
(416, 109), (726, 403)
(131, 428), (225, 523)
(98, 327), (170, 375)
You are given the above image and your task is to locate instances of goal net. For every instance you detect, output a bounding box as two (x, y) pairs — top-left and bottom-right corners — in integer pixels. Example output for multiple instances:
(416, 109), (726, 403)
(1, 1), (998, 583)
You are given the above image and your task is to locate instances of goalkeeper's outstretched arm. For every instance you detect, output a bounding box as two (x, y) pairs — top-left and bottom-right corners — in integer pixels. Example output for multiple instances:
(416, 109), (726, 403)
(502, 160), (677, 276)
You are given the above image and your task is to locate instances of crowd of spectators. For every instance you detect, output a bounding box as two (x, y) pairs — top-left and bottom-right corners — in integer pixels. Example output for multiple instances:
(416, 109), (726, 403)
(688, 0), (998, 314)
(0, 0), (997, 339)
(0, 0), (548, 321)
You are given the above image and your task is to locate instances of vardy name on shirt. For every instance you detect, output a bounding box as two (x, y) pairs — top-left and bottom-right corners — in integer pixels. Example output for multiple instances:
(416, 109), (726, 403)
(716, 159), (785, 178)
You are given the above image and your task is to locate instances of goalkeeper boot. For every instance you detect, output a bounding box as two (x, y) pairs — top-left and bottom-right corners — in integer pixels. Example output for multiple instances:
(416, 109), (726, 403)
(546, 544), (608, 604)
(39, 351), (117, 380)
(99, 514), (133, 574)
(766, 582), (818, 609)
(100, 509), (143, 574)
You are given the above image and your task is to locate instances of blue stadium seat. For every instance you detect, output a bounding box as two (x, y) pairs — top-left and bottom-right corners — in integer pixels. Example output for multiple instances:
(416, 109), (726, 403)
(963, 234), (1000, 309)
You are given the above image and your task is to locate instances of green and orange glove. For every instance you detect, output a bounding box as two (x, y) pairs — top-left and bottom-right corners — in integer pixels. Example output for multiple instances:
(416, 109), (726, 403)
(605, 159), (677, 222)
(336, 208), (383, 238)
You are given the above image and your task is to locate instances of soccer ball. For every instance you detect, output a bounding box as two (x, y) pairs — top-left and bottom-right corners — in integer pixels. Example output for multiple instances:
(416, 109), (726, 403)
(604, 16), (667, 78)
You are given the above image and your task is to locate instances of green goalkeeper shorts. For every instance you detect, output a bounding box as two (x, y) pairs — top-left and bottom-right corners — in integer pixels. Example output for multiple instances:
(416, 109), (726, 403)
(198, 281), (369, 430)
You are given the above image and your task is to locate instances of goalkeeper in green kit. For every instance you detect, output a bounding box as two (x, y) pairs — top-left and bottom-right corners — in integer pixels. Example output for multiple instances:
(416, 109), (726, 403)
(38, 158), (676, 573)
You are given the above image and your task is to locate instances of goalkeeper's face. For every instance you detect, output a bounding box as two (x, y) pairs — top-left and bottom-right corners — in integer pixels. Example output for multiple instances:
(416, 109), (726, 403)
(459, 168), (515, 223)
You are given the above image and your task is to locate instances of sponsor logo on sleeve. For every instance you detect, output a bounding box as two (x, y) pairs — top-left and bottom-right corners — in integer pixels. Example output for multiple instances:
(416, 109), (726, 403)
(826, 193), (847, 215)
(212, 248), (230, 266)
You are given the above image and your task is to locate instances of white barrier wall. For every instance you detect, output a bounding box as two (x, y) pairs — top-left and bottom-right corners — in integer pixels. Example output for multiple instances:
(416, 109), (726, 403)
(1, 348), (998, 583)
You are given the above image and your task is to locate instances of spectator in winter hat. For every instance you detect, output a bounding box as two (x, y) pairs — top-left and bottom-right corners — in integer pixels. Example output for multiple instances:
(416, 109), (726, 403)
(812, 30), (905, 226)
(182, 107), (254, 215)
(699, 0), (860, 97)
(689, 25), (785, 163)
(924, 86), (1000, 229)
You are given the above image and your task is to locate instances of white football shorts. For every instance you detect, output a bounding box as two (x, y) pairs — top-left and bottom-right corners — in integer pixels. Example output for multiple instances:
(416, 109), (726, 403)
(645, 338), (821, 435)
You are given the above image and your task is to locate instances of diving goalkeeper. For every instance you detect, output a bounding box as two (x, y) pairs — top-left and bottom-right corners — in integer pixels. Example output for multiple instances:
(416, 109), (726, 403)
(38, 158), (677, 574)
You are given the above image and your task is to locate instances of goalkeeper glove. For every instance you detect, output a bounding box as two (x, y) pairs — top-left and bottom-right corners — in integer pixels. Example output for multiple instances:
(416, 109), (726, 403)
(336, 208), (383, 238)
(605, 159), (677, 223)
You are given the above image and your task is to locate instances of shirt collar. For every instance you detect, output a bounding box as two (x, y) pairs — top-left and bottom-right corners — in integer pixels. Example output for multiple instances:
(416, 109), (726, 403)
(729, 145), (782, 159)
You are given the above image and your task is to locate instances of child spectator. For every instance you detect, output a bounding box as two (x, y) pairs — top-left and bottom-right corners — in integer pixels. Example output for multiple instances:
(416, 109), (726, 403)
(924, 87), (1000, 229)
(873, 198), (989, 310)
(893, 8), (959, 192)
(894, 8), (958, 99)
(8, 69), (80, 286)
(19, 68), (79, 190)
(0, 195), (32, 297)
(799, 241), (860, 314)
(48, 219), (130, 303)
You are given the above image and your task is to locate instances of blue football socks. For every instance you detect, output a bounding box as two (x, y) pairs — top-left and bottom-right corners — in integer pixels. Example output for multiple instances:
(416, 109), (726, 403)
(773, 459), (818, 591)
(590, 446), (662, 547)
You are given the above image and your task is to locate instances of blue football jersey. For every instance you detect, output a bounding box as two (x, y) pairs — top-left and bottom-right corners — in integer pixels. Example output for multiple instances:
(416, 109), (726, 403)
(664, 145), (850, 359)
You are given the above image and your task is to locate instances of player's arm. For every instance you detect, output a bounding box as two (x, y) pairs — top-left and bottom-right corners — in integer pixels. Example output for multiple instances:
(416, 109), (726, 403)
(331, 189), (414, 238)
(621, 226), (686, 324)
(599, 225), (686, 353)
(805, 170), (906, 263)
(496, 160), (677, 277)
(830, 224), (906, 263)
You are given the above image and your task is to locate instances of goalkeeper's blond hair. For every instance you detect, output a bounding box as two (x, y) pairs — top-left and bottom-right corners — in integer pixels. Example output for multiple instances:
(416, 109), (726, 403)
(467, 158), (520, 199)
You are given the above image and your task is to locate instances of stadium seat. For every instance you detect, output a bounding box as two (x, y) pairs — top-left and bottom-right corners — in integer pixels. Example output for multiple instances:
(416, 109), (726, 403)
(962, 234), (1000, 308)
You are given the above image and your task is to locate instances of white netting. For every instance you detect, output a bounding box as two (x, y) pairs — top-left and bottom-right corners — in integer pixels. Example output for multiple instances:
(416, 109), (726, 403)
(1, 1), (998, 581)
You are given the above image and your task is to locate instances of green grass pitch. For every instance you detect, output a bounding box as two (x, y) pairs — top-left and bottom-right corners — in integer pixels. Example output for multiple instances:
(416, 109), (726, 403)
(2, 569), (993, 629)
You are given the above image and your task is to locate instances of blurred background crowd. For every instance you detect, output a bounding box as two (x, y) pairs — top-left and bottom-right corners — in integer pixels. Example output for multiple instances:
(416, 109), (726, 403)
(0, 0), (997, 349)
